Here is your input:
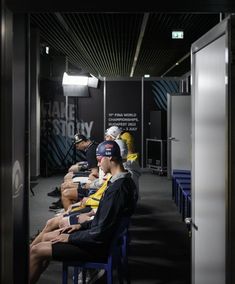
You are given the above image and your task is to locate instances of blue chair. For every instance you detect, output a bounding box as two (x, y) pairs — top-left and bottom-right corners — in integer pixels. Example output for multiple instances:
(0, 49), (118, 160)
(62, 217), (130, 284)
(178, 183), (191, 212)
(187, 195), (191, 219)
(180, 187), (191, 221)
(172, 170), (191, 174)
(174, 178), (191, 206)
(171, 170), (191, 200)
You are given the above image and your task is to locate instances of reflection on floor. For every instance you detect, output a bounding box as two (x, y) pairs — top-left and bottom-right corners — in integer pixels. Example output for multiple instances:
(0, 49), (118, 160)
(29, 170), (191, 284)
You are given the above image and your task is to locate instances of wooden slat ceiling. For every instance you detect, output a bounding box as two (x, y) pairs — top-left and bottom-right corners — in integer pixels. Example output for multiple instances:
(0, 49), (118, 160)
(31, 13), (220, 78)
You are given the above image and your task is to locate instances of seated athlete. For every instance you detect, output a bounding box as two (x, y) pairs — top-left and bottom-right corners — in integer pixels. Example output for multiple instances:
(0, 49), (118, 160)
(105, 125), (138, 160)
(60, 136), (130, 210)
(63, 134), (99, 182)
(50, 134), (99, 210)
(30, 175), (112, 247)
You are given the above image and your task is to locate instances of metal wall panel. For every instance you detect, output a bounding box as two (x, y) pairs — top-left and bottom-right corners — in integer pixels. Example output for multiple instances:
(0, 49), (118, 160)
(30, 28), (40, 178)
(12, 14), (29, 284)
(0, 5), (14, 284)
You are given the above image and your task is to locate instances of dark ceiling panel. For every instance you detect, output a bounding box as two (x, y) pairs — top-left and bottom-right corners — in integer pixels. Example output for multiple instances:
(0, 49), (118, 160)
(7, 0), (235, 13)
(31, 12), (220, 78)
(135, 13), (219, 76)
(61, 13), (143, 77)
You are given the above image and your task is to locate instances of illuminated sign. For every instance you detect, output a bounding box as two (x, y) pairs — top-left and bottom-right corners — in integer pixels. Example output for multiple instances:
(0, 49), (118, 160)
(172, 31), (184, 39)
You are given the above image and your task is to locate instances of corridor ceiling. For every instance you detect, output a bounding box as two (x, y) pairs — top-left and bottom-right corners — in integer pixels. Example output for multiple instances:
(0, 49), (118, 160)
(31, 13), (220, 78)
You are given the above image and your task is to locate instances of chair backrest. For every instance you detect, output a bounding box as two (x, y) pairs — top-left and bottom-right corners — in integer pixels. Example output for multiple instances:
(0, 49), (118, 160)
(108, 216), (130, 251)
(62, 216), (131, 284)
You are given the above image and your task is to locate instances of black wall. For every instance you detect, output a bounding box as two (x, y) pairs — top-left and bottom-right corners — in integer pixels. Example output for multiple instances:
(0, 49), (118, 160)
(40, 79), (104, 173)
(105, 80), (142, 156)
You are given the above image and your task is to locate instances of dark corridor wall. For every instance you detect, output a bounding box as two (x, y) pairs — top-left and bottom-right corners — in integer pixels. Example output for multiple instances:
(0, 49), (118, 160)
(105, 80), (142, 156)
(40, 79), (104, 174)
(40, 78), (180, 173)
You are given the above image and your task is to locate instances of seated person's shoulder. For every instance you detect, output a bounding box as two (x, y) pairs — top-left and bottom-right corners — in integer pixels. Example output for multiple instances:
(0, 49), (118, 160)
(127, 152), (139, 161)
(121, 131), (133, 139)
(111, 173), (134, 186)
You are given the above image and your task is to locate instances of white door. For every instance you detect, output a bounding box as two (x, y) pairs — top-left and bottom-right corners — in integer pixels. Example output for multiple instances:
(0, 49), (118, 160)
(191, 23), (227, 284)
(167, 94), (191, 177)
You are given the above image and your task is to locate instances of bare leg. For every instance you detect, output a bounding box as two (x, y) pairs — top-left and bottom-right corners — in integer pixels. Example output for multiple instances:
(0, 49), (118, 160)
(61, 181), (77, 193)
(41, 228), (62, 242)
(61, 187), (78, 210)
(30, 241), (52, 284)
(31, 215), (63, 246)
(63, 172), (74, 182)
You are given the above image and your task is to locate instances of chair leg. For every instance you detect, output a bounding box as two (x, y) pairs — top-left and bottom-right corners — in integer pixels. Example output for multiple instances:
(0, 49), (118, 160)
(82, 269), (87, 284)
(117, 254), (124, 284)
(62, 263), (68, 284)
(107, 259), (113, 284)
(172, 178), (175, 200)
(122, 256), (130, 284)
(107, 268), (113, 284)
(122, 234), (131, 284)
(125, 267), (131, 284)
(73, 267), (79, 284)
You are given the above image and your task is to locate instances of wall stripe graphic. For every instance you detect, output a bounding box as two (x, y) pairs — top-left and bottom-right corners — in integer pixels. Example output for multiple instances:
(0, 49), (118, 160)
(40, 97), (87, 173)
(152, 79), (180, 111)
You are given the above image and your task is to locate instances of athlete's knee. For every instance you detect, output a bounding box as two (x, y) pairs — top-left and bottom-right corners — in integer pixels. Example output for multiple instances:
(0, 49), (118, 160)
(62, 188), (74, 198)
(30, 244), (43, 259)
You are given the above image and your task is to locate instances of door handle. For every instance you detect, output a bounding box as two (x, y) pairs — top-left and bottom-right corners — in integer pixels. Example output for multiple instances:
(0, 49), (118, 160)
(168, 137), (179, 142)
(185, 217), (198, 231)
(185, 217), (192, 225)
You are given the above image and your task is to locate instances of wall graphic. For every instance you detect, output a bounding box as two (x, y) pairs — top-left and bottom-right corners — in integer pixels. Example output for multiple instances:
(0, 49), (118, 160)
(143, 79), (180, 136)
(41, 100), (94, 138)
(105, 80), (142, 157)
(40, 79), (103, 174)
(107, 112), (139, 132)
(152, 79), (179, 111)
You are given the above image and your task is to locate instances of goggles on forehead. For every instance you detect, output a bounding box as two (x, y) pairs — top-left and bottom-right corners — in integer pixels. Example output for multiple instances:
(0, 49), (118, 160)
(96, 156), (104, 163)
